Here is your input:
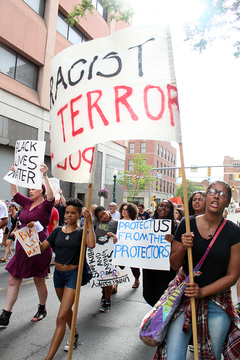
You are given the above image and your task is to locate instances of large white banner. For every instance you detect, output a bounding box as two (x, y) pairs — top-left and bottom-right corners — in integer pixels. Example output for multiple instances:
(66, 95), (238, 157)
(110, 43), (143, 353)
(50, 25), (181, 183)
(114, 219), (172, 270)
(4, 140), (46, 189)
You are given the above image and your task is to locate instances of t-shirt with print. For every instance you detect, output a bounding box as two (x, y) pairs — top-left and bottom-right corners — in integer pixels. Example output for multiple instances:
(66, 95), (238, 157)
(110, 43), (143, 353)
(95, 219), (118, 245)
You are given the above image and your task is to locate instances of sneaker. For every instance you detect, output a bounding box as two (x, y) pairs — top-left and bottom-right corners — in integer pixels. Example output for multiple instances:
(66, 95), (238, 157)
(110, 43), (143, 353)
(235, 303), (240, 316)
(31, 305), (47, 322)
(188, 345), (194, 352)
(100, 299), (111, 312)
(64, 334), (79, 352)
(0, 309), (12, 326)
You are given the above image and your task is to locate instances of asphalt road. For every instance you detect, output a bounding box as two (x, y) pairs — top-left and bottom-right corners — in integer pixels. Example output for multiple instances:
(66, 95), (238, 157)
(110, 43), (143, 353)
(0, 245), (237, 360)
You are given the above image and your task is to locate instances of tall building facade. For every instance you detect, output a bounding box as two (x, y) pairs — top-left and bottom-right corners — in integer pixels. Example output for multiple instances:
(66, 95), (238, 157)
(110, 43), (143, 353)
(124, 139), (177, 207)
(223, 156), (240, 201)
(0, 0), (129, 203)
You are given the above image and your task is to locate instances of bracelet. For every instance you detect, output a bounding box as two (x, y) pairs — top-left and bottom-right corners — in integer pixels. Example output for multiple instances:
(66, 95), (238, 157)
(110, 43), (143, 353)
(179, 244), (186, 253)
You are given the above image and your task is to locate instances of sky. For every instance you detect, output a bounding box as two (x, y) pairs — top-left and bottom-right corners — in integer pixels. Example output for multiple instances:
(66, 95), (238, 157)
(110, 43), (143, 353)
(130, 0), (240, 183)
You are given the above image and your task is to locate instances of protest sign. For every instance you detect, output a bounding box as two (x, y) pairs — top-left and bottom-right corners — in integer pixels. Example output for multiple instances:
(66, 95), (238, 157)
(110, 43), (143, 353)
(15, 225), (40, 257)
(3, 140), (46, 189)
(48, 177), (60, 200)
(50, 25), (181, 182)
(114, 219), (171, 270)
(87, 239), (130, 288)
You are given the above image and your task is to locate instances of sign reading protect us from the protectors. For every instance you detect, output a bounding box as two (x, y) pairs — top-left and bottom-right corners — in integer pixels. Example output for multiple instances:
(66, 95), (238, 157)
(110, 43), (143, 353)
(114, 219), (172, 270)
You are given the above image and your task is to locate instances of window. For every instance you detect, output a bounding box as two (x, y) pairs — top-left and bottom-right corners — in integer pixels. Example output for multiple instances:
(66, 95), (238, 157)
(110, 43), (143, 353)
(173, 155), (176, 164)
(163, 180), (166, 193)
(164, 149), (166, 159)
(0, 43), (38, 90)
(229, 174), (233, 181)
(128, 160), (134, 171)
(170, 169), (172, 177)
(167, 181), (169, 193)
(129, 142), (135, 154)
(23, 0), (45, 17)
(167, 166), (169, 176)
(105, 154), (125, 185)
(57, 12), (88, 44)
(140, 142), (146, 153)
(167, 151), (170, 161)
(173, 169), (175, 179)
(156, 161), (159, 171)
(164, 164), (166, 175)
(91, 0), (108, 21)
(160, 146), (163, 157)
(160, 162), (162, 174)
(169, 183), (172, 194)
(156, 179), (158, 191)
(170, 153), (173, 163)
(160, 179), (162, 191)
(157, 144), (159, 155)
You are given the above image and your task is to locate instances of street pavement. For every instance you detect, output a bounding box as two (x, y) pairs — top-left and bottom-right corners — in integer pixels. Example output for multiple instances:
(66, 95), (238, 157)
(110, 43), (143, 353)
(0, 246), (237, 360)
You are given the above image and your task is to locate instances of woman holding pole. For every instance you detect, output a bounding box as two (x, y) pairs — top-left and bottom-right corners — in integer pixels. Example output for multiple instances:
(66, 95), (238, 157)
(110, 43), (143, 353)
(40, 198), (95, 359)
(155, 181), (240, 360)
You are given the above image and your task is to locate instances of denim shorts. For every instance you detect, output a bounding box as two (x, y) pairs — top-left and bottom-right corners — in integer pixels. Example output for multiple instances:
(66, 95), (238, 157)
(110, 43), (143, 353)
(53, 268), (78, 289)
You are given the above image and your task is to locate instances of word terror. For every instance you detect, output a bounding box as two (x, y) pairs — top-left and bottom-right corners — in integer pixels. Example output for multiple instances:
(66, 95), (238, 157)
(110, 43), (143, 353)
(56, 84), (178, 144)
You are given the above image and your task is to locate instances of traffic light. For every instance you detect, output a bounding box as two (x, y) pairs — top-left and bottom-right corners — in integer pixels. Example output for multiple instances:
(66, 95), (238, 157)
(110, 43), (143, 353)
(133, 175), (136, 182)
(232, 186), (235, 192)
(151, 195), (155, 202)
(207, 167), (211, 177)
(179, 168), (182, 177)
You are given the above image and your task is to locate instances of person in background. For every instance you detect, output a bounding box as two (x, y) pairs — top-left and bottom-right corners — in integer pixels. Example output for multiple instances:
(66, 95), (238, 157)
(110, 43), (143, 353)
(48, 206), (59, 235)
(0, 164), (54, 327)
(54, 189), (66, 226)
(137, 203), (150, 220)
(155, 181), (240, 360)
(108, 202), (120, 220)
(188, 190), (206, 216)
(174, 207), (185, 223)
(0, 199), (8, 252)
(40, 198), (95, 359)
(142, 200), (177, 306)
(94, 206), (118, 312)
(0, 202), (18, 262)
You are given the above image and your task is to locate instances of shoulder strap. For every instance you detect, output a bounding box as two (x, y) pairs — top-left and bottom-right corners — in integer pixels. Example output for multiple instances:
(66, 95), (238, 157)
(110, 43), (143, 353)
(194, 219), (227, 272)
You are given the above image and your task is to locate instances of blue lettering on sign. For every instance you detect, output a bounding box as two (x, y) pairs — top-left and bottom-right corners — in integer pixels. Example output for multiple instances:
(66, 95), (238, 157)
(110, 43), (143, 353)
(114, 244), (171, 259)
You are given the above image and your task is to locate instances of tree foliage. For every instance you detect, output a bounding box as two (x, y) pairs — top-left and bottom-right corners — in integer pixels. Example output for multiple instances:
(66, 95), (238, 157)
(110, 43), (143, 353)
(184, 0), (240, 57)
(67, 0), (134, 25)
(117, 154), (156, 202)
(175, 180), (205, 203)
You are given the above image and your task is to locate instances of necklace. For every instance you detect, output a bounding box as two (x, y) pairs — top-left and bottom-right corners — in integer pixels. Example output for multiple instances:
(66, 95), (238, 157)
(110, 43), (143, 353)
(203, 216), (218, 237)
(65, 225), (78, 240)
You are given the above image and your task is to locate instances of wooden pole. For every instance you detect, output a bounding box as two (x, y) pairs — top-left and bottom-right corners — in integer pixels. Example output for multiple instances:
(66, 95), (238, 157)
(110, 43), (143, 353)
(67, 182), (93, 360)
(179, 143), (199, 360)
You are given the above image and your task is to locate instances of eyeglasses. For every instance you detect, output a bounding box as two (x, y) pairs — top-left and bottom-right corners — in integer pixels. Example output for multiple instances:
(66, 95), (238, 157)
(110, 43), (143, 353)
(109, 205), (115, 207)
(208, 188), (229, 199)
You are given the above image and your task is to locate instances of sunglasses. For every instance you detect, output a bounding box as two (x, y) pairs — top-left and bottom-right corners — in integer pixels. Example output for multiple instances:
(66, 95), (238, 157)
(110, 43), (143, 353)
(208, 188), (229, 199)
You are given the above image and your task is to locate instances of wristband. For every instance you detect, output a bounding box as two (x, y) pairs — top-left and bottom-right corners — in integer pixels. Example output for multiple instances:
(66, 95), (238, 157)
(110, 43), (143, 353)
(179, 244), (186, 253)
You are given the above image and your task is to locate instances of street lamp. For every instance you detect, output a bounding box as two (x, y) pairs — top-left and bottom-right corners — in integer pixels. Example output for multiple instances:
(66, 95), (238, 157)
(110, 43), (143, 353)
(113, 168), (118, 203)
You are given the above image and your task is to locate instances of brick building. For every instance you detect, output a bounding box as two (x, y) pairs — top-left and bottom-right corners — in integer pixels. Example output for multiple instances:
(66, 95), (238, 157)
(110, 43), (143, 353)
(0, 0), (129, 204)
(223, 156), (240, 201)
(124, 139), (177, 207)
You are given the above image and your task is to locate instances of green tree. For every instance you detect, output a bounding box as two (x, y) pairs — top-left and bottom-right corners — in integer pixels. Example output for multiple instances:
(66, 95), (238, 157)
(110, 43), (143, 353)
(117, 154), (156, 202)
(184, 0), (240, 57)
(175, 180), (205, 203)
(67, 0), (134, 25)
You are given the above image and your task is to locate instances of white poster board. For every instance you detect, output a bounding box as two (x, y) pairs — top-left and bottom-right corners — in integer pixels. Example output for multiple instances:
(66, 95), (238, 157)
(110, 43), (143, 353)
(87, 239), (130, 288)
(4, 140), (46, 189)
(48, 177), (60, 200)
(114, 219), (172, 270)
(15, 225), (40, 257)
(50, 25), (181, 182)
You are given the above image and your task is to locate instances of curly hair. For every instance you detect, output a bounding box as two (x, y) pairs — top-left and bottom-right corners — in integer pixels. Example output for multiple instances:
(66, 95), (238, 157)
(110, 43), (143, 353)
(153, 200), (175, 220)
(65, 198), (83, 213)
(94, 206), (106, 219)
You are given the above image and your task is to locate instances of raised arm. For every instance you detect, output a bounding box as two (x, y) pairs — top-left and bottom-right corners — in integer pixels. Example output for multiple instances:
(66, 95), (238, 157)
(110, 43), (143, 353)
(41, 164), (54, 202)
(58, 188), (66, 207)
(84, 209), (96, 248)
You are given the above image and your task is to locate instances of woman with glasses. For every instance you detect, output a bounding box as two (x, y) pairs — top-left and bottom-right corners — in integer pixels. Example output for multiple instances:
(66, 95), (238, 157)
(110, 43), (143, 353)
(188, 190), (206, 216)
(143, 199), (178, 306)
(155, 181), (240, 360)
